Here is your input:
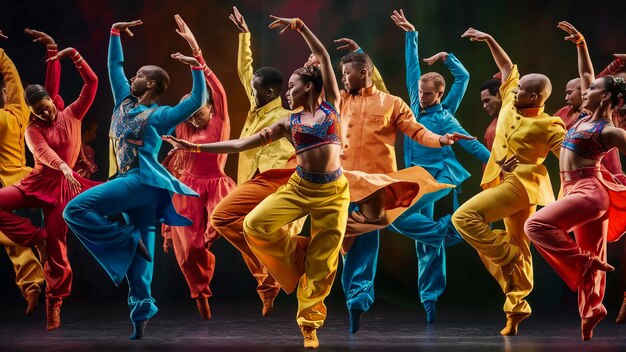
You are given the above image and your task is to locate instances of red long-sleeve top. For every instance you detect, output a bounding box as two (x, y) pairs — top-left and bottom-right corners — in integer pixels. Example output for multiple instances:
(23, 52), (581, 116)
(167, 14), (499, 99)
(16, 49), (98, 205)
(165, 50), (230, 178)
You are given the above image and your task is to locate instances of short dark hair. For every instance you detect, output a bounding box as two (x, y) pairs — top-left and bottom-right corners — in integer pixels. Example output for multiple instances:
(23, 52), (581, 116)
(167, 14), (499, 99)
(81, 115), (97, 134)
(480, 79), (501, 96)
(339, 52), (373, 74)
(293, 65), (323, 92)
(254, 66), (283, 93)
(143, 65), (170, 96)
(24, 84), (50, 106)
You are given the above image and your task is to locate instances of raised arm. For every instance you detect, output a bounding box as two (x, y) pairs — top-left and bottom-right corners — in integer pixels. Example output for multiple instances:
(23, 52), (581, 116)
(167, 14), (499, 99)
(108, 20), (142, 106)
(0, 45), (29, 126)
(25, 29), (66, 110)
(391, 9), (420, 106)
(48, 48), (98, 120)
(598, 54), (625, 78)
(269, 16), (341, 108)
(157, 53), (206, 132)
(427, 52), (469, 114)
(163, 116), (290, 154)
(229, 7), (255, 107)
(175, 14), (231, 168)
(462, 28), (513, 81)
(558, 21), (594, 92)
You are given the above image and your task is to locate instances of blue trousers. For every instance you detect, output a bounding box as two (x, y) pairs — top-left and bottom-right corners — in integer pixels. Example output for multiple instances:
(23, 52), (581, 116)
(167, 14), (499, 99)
(64, 170), (159, 322)
(389, 172), (459, 303)
(341, 202), (379, 313)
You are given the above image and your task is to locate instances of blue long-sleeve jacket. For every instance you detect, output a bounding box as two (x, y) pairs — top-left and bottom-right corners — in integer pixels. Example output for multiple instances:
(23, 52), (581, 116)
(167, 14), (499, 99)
(402, 31), (489, 187)
(108, 32), (207, 225)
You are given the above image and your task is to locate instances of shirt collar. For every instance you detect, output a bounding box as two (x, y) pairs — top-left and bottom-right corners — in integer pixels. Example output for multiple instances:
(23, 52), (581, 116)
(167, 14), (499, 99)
(254, 96), (283, 114)
(518, 106), (544, 117)
(420, 103), (444, 114)
(359, 85), (378, 97)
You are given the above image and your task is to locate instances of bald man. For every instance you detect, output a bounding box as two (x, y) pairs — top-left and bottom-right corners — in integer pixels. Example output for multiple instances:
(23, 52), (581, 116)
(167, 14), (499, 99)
(452, 28), (566, 336)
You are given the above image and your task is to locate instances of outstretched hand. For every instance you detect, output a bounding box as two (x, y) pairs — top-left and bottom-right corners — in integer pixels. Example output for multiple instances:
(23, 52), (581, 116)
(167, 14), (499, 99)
(439, 132), (476, 145)
(557, 21), (584, 44)
(496, 155), (519, 173)
(423, 52), (449, 65)
(461, 28), (492, 42)
(112, 20), (143, 36)
(174, 14), (199, 52)
(390, 9), (415, 32)
(0, 30), (7, 40)
(268, 15), (302, 35)
(24, 28), (55, 45)
(46, 47), (74, 62)
(334, 38), (359, 51)
(171, 52), (200, 67)
(229, 6), (249, 33)
(162, 135), (195, 151)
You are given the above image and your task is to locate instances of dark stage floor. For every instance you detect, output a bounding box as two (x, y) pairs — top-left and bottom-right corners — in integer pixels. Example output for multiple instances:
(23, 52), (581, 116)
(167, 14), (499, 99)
(1, 299), (626, 352)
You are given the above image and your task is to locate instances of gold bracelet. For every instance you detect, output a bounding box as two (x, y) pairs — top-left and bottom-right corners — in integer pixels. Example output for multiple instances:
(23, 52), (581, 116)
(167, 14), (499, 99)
(291, 18), (304, 32)
(193, 143), (201, 153)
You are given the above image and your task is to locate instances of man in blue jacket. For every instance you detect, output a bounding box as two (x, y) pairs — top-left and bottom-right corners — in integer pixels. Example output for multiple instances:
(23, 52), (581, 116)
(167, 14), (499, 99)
(389, 10), (490, 323)
(63, 20), (206, 339)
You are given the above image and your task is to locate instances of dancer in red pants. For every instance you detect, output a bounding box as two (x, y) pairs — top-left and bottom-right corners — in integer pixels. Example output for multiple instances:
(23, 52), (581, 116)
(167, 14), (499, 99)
(525, 22), (626, 341)
(0, 45), (98, 331)
(161, 15), (236, 320)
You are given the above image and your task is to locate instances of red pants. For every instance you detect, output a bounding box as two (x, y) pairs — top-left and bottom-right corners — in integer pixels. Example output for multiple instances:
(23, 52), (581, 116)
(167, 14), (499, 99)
(525, 171), (608, 319)
(0, 186), (71, 300)
(165, 174), (235, 299)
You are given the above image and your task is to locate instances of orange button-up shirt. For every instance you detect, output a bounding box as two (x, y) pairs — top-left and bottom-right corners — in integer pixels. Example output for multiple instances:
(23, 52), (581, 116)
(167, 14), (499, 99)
(0, 49), (31, 187)
(339, 85), (441, 174)
(482, 65), (565, 206)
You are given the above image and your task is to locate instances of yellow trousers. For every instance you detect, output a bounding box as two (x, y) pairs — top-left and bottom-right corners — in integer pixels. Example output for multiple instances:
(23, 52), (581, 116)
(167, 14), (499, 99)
(451, 173), (535, 316)
(0, 231), (44, 299)
(244, 172), (349, 329)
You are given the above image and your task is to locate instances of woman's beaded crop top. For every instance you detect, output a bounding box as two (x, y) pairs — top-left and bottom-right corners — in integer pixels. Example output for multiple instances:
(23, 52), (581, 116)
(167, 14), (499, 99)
(290, 101), (342, 154)
(561, 115), (611, 161)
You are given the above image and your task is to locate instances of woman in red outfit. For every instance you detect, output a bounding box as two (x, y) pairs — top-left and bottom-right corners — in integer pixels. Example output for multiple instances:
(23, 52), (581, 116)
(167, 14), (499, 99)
(0, 46), (98, 331)
(161, 15), (236, 320)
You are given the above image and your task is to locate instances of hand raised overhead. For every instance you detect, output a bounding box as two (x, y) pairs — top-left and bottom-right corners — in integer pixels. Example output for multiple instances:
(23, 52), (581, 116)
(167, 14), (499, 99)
(229, 6), (249, 33)
(171, 52), (200, 67)
(24, 28), (55, 45)
(461, 28), (492, 42)
(423, 52), (449, 65)
(268, 15), (303, 35)
(557, 21), (585, 44)
(112, 20), (143, 36)
(334, 37), (360, 51)
(390, 9), (415, 32)
(46, 47), (75, 62)
(174, 14), (199, 52)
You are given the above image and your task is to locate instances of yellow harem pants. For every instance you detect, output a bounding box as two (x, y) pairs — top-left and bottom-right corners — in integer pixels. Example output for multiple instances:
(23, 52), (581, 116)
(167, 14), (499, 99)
(451, 173), (535, 316)
(0, 231), (44, 299)
(243, 172), (350, 329)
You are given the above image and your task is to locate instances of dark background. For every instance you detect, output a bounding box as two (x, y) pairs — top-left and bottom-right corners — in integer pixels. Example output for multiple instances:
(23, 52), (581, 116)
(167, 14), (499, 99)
(1, 0), (625, 316)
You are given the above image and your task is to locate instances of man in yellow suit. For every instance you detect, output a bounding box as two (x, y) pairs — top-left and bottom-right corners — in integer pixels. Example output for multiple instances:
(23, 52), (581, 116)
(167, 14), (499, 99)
(452, 28), (565, 336)
(0, 40), (45, 316)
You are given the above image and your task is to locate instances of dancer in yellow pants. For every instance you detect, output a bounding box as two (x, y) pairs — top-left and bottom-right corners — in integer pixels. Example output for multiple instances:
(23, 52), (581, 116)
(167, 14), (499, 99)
(452, 28), (565, 336)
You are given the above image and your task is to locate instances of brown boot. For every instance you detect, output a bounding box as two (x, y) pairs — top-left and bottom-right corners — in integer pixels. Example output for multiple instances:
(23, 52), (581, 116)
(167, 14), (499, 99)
(46, 298), (62, 331)
(616, 292), (626, 324)
(195, 297), (211, 320)
(500, 312), (530, 336)
(25, 291), (40, 316)
(582, 311), (607, 341)
(301, 326), (319, 349)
